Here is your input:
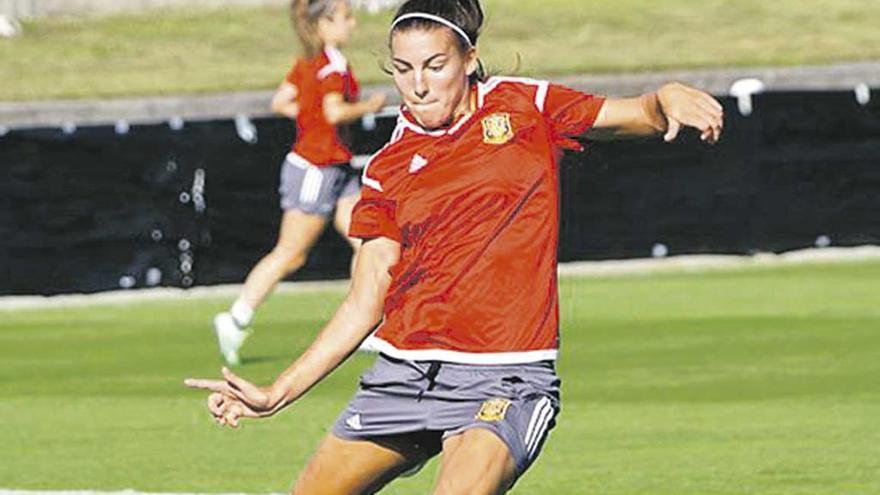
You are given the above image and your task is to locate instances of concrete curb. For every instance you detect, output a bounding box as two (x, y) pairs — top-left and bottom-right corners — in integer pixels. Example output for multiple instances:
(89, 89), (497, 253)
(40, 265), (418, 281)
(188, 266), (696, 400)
(1, 245), (877, 311)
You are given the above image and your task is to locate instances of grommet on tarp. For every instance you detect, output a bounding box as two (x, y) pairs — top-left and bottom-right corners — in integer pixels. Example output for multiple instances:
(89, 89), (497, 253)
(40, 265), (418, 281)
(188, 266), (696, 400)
(651, 243), (669, 258)
(118, 275), (136, 289)
(61, 122), (77, 134)
(168, 116), (185, 131)
(150, 229), (163, 242)
(854, 83), (871, 106)
(178, 239), (191, 251)
(145, 267), (162, 286)
(815, 235), (831, 248)
(729, 78), (765, 116)
(234, 114), (258, 144)
(115, 120), (130, 135)
(192, 168), (207, 213)
(362, 112), (377, 131)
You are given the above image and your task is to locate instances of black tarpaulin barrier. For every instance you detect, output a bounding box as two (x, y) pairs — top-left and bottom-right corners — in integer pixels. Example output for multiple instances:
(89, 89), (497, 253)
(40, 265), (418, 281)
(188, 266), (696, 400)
(1, 91), (878, 295)
(558, 91), (880, 260)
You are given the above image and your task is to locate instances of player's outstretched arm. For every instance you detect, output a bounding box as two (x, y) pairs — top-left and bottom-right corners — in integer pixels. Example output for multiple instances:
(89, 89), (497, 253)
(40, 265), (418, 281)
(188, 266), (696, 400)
(323, 91), (387, 125)
(591, 82), (724, 143)
(185, 236), (400, 427)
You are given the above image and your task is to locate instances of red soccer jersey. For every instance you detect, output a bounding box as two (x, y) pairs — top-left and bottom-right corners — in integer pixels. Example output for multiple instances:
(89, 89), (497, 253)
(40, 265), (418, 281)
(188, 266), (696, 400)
(285, 46), (360, 167)
(351, 77), (605, 364)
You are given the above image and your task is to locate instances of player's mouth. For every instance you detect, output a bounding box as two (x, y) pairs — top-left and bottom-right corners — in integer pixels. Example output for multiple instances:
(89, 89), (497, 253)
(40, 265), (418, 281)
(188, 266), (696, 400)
(410, 100), (440, 109)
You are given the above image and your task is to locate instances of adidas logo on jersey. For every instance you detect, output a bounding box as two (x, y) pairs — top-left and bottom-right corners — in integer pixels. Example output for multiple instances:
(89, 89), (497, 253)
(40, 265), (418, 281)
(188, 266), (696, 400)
(409, 154), (429, 173)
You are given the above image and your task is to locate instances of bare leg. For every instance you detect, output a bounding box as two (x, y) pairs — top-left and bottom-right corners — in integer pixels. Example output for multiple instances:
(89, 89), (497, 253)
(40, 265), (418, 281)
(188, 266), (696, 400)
(239, 209), (328, 310)
(432, 429), (517, 495)
(333, 193), (361, 279)
(292, 433), (428, 495)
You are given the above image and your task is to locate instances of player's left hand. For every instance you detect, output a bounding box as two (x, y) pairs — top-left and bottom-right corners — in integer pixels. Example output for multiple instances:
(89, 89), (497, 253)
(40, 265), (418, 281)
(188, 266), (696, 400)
(657, 82), (724, 144)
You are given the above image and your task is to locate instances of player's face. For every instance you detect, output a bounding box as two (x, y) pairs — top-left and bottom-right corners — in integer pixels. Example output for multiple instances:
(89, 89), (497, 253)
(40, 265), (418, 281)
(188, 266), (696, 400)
(390, 28), (477, 130)
(318, 0), (356, 47)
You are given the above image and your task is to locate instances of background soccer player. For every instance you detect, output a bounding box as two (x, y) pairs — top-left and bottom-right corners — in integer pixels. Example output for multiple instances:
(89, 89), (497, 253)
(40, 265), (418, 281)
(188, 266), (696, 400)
(213, 0), (386, 365)
(188, 0), (723, 493)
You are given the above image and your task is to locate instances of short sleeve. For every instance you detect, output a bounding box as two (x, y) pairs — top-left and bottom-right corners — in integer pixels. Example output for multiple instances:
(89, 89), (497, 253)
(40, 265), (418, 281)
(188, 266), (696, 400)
(543, 84), (606, 149)
(319, 72), (346, 95)
(349, 181), (401, 242)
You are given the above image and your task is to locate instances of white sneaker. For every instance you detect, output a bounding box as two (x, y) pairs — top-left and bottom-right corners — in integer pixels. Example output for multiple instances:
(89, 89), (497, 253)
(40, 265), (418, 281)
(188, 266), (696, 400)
(213, 312), (249, 366)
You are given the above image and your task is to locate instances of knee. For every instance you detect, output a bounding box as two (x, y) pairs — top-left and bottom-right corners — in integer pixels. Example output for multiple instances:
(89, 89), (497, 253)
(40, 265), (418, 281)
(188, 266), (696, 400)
(270, 246), (308, 272)
(333, 217), (353, 242)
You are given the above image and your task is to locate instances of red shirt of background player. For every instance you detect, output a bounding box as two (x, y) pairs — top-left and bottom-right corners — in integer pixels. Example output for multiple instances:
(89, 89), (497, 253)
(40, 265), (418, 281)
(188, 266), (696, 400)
(350, 77), (605, 364)
(285, 46), (361, 167)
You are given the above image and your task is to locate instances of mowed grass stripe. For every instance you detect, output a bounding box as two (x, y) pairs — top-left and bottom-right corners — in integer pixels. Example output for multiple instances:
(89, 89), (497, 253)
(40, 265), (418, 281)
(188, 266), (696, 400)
(1, 261), (878, 494)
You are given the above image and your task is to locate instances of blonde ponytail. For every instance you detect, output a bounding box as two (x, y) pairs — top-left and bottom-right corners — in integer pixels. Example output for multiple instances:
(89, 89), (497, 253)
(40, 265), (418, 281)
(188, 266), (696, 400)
(290, 0), (337, 58)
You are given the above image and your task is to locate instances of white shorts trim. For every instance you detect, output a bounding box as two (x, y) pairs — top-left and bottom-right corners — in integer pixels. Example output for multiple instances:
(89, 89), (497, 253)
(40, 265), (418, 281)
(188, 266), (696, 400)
(362, 336), (558, 364)
(285, 151), (313, 169)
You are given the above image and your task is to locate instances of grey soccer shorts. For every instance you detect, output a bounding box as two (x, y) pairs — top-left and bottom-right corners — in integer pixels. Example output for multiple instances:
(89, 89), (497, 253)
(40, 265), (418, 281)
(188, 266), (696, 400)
(331, 354), (561, 480)
(278, 152), (361, 216)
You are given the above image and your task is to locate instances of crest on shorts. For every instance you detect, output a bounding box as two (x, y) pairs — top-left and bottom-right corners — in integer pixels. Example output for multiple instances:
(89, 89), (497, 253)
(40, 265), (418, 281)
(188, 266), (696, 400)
(475, 398), (511, 422)
(481, 113), (514, 145)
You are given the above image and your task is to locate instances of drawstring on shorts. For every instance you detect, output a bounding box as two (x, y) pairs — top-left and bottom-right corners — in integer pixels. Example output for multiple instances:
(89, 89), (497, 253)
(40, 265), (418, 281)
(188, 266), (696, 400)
(416, 361), (442, 401)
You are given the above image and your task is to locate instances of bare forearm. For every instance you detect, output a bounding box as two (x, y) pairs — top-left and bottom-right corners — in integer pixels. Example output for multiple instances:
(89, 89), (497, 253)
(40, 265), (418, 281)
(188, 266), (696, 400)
(264, 238), (399, 412)
(591, 94), (667, 138)
(272, 101), (300, 120)
(270, 82), (299, 119)
(325, 100), (375, 125)
(268, 296), (381, 408)
(590, 82), (723, 144)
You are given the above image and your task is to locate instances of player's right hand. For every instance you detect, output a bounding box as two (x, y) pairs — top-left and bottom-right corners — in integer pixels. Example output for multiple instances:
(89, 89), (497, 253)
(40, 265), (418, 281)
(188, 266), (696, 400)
(185, 367), (281, 426)
(205, 392), (256, 428)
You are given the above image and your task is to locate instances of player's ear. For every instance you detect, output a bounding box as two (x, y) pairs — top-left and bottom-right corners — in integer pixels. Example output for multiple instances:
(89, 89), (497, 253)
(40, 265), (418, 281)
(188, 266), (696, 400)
(464, 48), (479, 78)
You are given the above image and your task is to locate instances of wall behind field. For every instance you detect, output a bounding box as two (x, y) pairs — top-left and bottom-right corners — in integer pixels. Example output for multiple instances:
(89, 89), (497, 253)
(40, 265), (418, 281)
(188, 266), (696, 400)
(1, 90), (878, 295)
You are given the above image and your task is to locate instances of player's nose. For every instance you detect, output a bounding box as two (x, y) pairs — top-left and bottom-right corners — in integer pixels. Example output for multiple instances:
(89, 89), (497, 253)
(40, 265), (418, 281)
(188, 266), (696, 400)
(413, 73), (429, 100)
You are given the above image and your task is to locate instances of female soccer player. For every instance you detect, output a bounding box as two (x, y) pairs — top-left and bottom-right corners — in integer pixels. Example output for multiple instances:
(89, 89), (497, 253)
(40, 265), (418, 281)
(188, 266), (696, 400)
(189, 0), (724, 492)
(214, 0), (386, 365)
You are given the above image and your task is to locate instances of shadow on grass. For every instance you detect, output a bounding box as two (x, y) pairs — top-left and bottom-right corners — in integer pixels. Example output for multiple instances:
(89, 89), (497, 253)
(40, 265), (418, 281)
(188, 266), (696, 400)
(240, 355), (288, 365)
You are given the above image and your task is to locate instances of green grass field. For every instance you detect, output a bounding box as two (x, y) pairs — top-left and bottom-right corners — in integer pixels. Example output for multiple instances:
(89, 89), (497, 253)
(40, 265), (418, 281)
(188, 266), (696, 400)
(2, 0), (879, 101)
(1, 260), (878, 494)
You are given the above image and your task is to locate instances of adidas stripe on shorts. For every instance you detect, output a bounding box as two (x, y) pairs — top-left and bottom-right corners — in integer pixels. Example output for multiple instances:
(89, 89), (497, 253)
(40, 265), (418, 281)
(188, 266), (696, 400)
(331, 353), (561, 480)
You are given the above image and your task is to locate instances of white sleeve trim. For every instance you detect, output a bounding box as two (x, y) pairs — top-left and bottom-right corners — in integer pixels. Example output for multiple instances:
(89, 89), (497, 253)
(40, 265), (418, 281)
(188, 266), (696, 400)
(317, 46), (349, 80)
(478, 76), (550, 111)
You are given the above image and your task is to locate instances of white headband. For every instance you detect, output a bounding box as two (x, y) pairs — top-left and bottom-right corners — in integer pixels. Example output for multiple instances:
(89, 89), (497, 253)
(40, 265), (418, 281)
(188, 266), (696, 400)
(391, 12), (474, 48)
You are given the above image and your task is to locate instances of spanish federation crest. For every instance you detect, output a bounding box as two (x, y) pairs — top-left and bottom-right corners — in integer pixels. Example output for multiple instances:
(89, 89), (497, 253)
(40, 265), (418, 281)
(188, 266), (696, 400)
(475, 398), (511, 422)
(481, 112), (514, 145)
